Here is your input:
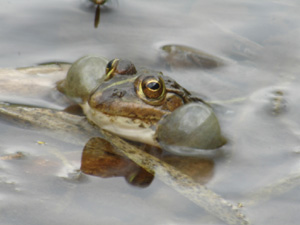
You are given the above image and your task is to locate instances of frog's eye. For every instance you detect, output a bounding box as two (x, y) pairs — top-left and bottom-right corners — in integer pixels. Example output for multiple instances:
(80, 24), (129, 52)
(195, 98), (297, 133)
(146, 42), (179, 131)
(135, 75), (166, 105)
(105, 59), (119, 80)
(143, 78), (164, 99)
(105, 59), (137, 81)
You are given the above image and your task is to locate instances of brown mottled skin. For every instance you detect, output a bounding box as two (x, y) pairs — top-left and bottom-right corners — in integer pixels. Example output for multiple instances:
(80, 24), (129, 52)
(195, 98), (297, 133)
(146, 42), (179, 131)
(89, 67), (201, 123)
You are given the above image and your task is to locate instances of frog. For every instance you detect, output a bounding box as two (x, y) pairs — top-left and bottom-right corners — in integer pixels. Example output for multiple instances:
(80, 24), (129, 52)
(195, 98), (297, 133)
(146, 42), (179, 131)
(0, 57), (249, 225)
(57, 55), (225, 155)
(2, 55), (299, 225)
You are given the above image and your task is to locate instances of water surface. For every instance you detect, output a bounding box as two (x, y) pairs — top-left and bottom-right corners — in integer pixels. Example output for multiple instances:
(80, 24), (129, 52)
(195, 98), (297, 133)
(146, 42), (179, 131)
(0, 0), (300, 224)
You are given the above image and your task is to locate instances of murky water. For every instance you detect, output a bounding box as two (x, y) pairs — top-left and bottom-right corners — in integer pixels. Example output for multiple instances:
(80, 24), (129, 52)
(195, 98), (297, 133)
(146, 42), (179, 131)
(0, 0), (300, 224)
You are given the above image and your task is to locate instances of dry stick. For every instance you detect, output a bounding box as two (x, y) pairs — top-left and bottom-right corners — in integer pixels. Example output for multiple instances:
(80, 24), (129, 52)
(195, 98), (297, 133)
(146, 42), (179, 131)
(245, 172), (300, 206)
(0, 104), (98, 145)
(102, 130), (249, 225)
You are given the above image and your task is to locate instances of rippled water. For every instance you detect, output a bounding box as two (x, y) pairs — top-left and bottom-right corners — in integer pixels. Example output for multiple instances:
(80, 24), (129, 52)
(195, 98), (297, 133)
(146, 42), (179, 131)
(0, 0), (300, 224)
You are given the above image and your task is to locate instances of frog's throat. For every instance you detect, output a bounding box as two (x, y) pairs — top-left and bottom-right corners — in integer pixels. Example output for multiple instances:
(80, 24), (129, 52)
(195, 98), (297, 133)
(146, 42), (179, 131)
(81, 102), (159, 147)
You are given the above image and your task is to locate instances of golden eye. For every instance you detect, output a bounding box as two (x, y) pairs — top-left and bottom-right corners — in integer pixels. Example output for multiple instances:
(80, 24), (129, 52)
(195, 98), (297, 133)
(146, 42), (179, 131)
(105, 59), (137, 81)
(143, 78), (163, 99)
(105, 59), (119, 81)
(135, 75), (166, 105)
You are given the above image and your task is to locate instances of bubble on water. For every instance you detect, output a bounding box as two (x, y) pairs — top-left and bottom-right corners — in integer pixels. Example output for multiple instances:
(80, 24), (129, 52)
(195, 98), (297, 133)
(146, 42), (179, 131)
(57, 166), (85, 182)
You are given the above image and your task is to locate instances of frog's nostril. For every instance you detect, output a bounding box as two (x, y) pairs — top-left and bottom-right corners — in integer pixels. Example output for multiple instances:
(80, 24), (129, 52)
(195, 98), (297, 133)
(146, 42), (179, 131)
(112, 90), (126, 98)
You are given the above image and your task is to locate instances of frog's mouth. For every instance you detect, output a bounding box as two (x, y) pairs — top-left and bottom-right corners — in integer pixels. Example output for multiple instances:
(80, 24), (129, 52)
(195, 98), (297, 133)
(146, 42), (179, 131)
(81, 102), (160, 147)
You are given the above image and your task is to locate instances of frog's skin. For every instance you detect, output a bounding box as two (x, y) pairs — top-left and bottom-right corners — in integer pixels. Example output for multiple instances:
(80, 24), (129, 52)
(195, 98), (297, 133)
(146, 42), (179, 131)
(59, 55), (225, 152)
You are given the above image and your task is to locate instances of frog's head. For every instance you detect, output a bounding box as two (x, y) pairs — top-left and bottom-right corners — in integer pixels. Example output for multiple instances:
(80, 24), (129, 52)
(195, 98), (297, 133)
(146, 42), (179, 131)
(84, 57), (199, 146)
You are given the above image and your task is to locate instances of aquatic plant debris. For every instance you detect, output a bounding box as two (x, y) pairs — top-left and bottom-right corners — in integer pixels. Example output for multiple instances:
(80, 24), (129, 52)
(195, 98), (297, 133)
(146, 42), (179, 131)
(36, 140), (46, 145)
(0, 152), (25, 160)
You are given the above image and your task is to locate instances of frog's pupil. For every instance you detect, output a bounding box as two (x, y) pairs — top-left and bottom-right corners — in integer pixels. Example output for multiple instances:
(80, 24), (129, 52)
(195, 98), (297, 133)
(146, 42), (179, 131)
(106, 59), (114, 72)
(147, 82), (160, 90)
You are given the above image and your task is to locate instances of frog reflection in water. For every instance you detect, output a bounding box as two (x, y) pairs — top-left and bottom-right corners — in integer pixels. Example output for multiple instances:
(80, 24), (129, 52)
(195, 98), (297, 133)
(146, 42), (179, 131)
(56, 55), (225, 187)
